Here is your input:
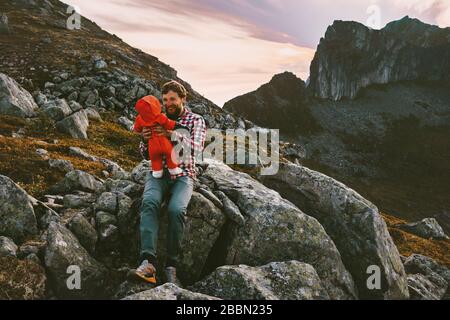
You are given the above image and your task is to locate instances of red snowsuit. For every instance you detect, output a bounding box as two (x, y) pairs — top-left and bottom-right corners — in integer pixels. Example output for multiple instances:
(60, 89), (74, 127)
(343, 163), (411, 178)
(133, 96), (180, 175)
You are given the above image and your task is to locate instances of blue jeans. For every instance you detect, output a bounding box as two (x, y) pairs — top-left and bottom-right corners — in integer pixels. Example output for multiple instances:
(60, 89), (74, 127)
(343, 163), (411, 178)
(139, 170), (194, 268)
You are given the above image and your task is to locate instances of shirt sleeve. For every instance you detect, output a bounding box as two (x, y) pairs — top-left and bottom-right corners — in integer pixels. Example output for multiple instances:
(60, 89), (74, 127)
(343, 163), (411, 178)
(173, 115), (206, 160)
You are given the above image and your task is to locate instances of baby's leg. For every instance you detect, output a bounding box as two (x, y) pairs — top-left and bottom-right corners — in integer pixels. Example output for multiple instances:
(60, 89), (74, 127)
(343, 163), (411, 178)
(162, 139), (182, 176)
(149, 147), (164, 179)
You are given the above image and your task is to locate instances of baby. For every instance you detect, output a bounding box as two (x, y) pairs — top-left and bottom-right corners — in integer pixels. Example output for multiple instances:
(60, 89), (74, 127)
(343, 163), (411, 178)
(133, 95), (183, 178)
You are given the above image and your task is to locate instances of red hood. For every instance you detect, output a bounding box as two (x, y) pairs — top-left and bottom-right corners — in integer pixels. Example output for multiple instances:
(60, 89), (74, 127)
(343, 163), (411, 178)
(135, 95), (162, 123)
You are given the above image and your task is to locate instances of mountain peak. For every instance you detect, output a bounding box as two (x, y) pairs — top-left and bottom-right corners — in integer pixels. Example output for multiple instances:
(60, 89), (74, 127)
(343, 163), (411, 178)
(308, 17), (450, 100)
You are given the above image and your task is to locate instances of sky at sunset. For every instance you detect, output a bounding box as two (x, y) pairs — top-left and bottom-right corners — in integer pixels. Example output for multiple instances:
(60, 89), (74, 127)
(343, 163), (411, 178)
(62, 0), (450, 106)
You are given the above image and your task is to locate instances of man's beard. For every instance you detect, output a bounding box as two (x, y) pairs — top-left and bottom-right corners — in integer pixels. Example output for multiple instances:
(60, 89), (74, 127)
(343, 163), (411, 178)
(166, 105), (182, 120)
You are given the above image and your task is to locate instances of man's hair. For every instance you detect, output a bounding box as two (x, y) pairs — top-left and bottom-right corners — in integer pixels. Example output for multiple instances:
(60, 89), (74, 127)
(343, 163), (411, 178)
(161, 80), (188, 99)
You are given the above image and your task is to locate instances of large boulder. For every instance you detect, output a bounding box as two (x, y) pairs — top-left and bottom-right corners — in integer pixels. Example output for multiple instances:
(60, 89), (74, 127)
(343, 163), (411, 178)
(44, 222), (108, 298)
(51, 170), (103, 194)
(0, 175), (38, 243)
(165, 192), (226, 285)
(56, 110), (89, 139)
(122, 283), (220, 300)
(0, 73), (38, 117)
(201, 160), (357, 300)
(259, 162), (409, 299)
(41, 99), (72, 121)
(190, 261), (329, 300)
(0, 256), (46, 300)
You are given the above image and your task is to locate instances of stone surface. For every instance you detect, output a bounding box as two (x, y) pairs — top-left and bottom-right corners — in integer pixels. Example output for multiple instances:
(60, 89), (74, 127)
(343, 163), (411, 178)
(201, 159), (357, 300)
(259, 162), (409, 299)
(56, 110), (89, 139)
(0, 73), (38, 117)
(190, 261), (330, 300)
(44, 222), (108, 298)
(122, 283), (220, 300)
(396, 218), (448, 240)
(0, 236), (18, 257)
(0, 175), (38, 243)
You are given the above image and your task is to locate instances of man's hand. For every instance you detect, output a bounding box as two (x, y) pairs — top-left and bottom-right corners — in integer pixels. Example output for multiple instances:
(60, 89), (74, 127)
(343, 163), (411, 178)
(153, 125), (174, 139)
(142, 125), (173, 139)
(141, 127), (152, 141)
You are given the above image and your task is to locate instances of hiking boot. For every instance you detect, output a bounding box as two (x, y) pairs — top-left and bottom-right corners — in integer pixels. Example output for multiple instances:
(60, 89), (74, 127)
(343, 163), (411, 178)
(165, 266), (182, 287)
(135, 260), (157, 284)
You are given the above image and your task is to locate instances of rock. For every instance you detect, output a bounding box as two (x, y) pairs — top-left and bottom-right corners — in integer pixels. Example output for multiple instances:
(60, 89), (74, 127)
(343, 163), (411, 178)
(17, 242), (41, 259)
(63, 192), (96, 208)
(259, 162), (409, 299)
(56, 110), (89, 139)
(84, 107), (102, 121)
(197, 187), (223, 209)
(114, 280), (155, 299)
(52, 170), (102, 194)
(0, 236), (18, 257)
(116, 193), (134, 235)
(165, 192), (226, 285)
(434, 211), (450, 237)
(122, 283), (220, 300)
(131, 160), (150, 184)
(42, 99), (72, 121)
(68, 146), (97, 161)
(403, 254), (450, 286)
(34, 92), (47, 106)
(68, 213), (97, 254)
(94, 60), (108, 70)
(213, 191), (245, 226)
(44, 222), (108, 298)
(0, 175), (38, 243)
(95, 192), (117, 213)
(0, 73), (38, 117)
(117, 116), (133, 130)
(32, 200), (61, 229)
(407, 274), (447, 300)
(36, 148), (49, 160)
(95, 211), (117, 228)
(104, 179), (142, 197)
(190, 261), (329, 300)
(97, 224), (119, 250)
(48, 159), (74, 173)
(68, 100), (82, 112)
(395, 218), (448, 240)
(308, 17), (450, 100)
(0, 13), (10, 34)
(0, 256), (46, 300)
(201, 160), (357, 300)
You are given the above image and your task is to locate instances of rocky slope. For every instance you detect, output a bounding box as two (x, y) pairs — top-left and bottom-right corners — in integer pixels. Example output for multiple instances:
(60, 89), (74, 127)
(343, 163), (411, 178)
(0, 0), (249, 131)
(0, 2), (449, 300)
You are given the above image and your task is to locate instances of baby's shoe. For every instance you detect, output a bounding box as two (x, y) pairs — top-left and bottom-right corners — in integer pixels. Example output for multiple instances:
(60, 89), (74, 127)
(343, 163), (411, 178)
(152, 170), (163, 178)
(168, 167), (182, 176)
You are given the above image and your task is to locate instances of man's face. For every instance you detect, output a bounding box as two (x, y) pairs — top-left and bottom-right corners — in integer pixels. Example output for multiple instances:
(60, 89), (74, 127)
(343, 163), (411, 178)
(162, 90), (185, 120)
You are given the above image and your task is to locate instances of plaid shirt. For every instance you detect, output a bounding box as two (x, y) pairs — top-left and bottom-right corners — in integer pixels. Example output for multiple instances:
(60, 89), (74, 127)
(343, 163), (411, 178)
(139, 106), (207, 180)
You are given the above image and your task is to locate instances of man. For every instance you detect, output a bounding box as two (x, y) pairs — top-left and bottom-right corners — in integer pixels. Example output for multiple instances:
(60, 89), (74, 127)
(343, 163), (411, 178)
(135, 80), (206, 287)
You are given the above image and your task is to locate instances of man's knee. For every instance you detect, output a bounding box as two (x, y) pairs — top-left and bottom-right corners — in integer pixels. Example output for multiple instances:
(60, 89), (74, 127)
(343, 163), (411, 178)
(167, 203), (186, 222)
(140, 195), (161, 215)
